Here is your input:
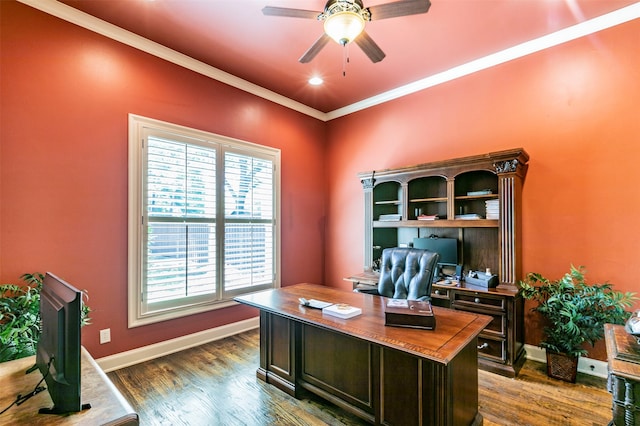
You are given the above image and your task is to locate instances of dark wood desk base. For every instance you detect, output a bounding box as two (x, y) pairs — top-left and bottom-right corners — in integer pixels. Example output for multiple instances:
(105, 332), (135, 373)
(237, 283), (490, 426)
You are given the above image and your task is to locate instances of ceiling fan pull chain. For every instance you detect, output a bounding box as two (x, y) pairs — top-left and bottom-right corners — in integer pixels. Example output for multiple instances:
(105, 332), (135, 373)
(343, 44), (350, 77)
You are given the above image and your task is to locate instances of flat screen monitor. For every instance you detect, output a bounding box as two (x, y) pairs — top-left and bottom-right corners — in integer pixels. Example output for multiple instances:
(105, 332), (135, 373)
(413, 237), (458, 265)
(36, 272), (83, 414)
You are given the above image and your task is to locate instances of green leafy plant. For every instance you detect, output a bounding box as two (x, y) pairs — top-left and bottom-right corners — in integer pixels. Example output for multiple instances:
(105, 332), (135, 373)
(519, 265), (637, 358)
(0, 273), (91, 363)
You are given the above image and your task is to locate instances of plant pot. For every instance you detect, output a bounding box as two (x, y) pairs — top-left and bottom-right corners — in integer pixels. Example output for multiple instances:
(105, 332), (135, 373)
(546, 350), (578, 383)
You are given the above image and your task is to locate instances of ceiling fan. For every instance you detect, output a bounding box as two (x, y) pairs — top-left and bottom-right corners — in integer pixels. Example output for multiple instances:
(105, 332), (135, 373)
(263, 0), (431, 64)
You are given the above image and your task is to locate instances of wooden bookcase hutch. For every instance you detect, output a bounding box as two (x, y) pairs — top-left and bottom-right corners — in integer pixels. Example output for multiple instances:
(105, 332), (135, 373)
(351, 148), (529, 377)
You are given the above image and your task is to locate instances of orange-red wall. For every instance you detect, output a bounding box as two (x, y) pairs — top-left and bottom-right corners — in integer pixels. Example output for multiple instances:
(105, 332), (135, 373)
(2, 2), (639, 362)
(0, 2), (326, 358)
(324, 19), (640, 359)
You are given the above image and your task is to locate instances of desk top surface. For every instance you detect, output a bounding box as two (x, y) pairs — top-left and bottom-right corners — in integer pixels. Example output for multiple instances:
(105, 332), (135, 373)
(236, 283), (492, 364)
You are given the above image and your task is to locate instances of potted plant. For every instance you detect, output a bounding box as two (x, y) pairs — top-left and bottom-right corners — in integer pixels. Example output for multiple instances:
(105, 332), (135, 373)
(0, 273), (91, 363)
(519, 265), (636, 382)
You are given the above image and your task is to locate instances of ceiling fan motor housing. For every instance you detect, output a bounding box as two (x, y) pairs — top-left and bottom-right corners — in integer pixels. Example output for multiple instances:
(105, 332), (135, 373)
(321, 0), (372, 45)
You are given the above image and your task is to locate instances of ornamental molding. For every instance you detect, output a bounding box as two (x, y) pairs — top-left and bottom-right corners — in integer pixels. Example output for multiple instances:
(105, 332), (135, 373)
(494, 159), (520, 174)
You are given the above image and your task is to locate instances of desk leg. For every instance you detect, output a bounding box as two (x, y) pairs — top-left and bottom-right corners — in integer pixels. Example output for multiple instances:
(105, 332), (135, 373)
(257, 312), (298, 397)
(380, 339), (482, 426)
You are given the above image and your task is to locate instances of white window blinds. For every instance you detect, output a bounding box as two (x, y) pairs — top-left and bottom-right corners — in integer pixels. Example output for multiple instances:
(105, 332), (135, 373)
(144, 137), (217, 306)
(224, 152), (274, 294)
(129, 115), (280, 327)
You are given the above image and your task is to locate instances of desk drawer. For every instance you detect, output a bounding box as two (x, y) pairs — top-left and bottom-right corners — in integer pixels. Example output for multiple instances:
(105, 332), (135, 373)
(453, 292), (505, 311)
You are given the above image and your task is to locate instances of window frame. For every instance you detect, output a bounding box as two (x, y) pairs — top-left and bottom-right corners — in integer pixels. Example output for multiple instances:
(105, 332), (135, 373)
(128, 114), (281, 328)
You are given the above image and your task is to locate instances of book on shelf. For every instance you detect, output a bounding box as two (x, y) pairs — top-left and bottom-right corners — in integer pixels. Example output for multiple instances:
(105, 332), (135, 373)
(467, 189), (492, 196)
(322, 304), (362, 319)
(384, 299), (435, 330)
(378, 214), (402, 221)
(417, 214), (440, 221)
(454, 213), (483, 220)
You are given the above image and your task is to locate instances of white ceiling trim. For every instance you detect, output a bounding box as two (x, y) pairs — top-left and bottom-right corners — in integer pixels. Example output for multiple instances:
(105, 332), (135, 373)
(18, 0), (640, 123)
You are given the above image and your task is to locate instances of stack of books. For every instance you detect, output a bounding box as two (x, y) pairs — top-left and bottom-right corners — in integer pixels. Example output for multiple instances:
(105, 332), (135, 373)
(378, 214), (402, 221)
(322, 304), (362, 319)
(417, 214), (440, 221)
(485, 199), (499, 220)
(454, 213), (482, 220)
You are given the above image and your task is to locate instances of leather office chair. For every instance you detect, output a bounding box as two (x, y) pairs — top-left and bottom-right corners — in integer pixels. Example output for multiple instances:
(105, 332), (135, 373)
(357, 247), (439, 301)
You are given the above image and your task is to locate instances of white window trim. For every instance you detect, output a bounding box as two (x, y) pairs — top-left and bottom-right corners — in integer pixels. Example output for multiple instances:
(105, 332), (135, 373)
(128, 114), (281, 328)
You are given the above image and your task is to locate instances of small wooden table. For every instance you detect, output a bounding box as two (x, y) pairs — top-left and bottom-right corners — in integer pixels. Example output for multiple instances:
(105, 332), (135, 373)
(605, 324), (640, 426)
(236, 283), (491, 425)
(0, 347), (138, 425)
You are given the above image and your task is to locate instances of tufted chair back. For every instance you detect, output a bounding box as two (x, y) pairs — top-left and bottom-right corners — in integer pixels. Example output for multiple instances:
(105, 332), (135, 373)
(377, 247), (439, 301)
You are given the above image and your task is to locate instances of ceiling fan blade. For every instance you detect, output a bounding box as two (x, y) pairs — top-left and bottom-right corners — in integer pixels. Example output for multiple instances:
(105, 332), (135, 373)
(299, 33), (331, 63)
(368, 0), (431, 20)
(354, 31), (386, 63)
(262, 6), (320, 19)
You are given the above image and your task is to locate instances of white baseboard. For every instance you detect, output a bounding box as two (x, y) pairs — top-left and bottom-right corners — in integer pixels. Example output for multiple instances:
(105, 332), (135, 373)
(95, 321), (607, 380)
(524, 344), (608, 379)
(95, 317), (259, 372)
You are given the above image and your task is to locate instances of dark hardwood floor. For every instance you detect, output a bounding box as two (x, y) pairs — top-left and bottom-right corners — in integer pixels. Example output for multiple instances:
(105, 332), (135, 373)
(107, 328), (613, 425)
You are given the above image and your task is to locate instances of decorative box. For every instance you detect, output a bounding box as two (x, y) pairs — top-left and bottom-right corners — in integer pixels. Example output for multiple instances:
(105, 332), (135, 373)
(384, 299), (435, 330)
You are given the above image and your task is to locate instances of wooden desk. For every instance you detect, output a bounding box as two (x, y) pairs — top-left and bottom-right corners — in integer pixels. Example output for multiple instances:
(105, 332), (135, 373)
(0, 347), (138, 425)
(605, 324), (640, 426)
(235, 283), (491, 426)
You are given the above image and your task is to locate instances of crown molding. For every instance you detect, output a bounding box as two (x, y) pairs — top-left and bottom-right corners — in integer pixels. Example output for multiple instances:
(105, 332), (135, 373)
(327, 2), (640, 120)
(17, 0), (328, 121)
(17, 0), (640, 122)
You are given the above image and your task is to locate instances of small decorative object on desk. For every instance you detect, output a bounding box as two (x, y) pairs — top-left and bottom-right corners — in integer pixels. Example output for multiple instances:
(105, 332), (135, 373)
(384, 299), (435, 330)
(465, 270), (498, 289)
(322, 304), (362, 319)
(626, 310), (640, 344)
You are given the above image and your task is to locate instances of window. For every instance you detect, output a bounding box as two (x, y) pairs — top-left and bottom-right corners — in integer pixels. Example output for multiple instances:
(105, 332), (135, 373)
(128, 115), (280, 327)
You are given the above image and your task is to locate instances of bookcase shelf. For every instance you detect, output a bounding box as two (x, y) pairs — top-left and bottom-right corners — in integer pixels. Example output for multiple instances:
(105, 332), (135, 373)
(373, 219), (499, 228)
(356, 148), (529, 377)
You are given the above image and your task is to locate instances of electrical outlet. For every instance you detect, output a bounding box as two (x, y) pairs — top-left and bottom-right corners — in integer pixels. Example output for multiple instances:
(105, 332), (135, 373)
(99, 328), (111, 344)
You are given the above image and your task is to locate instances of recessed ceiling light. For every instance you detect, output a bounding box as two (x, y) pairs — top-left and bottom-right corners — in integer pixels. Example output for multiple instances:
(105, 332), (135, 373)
(308, 76), (323, 86)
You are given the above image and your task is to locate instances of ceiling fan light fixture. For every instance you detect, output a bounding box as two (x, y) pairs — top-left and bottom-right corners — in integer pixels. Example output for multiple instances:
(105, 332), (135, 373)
(323, 11), (365, 46)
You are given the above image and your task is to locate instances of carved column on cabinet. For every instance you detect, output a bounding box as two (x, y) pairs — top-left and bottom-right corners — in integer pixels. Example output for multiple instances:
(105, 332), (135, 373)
(446, 178), (456, 220)
(361, 174), (375, 271)
(495, 158), (527, 291)
(400, 182), (409, 220)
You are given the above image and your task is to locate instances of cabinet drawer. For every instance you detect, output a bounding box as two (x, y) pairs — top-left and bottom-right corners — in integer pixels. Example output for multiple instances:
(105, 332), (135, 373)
(432, 288), (451, 298)
(453, 292), (505, 311)
(430, 295), (451, 309)
(477, 337), (506, 362)
(453, 305), (506, 336)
